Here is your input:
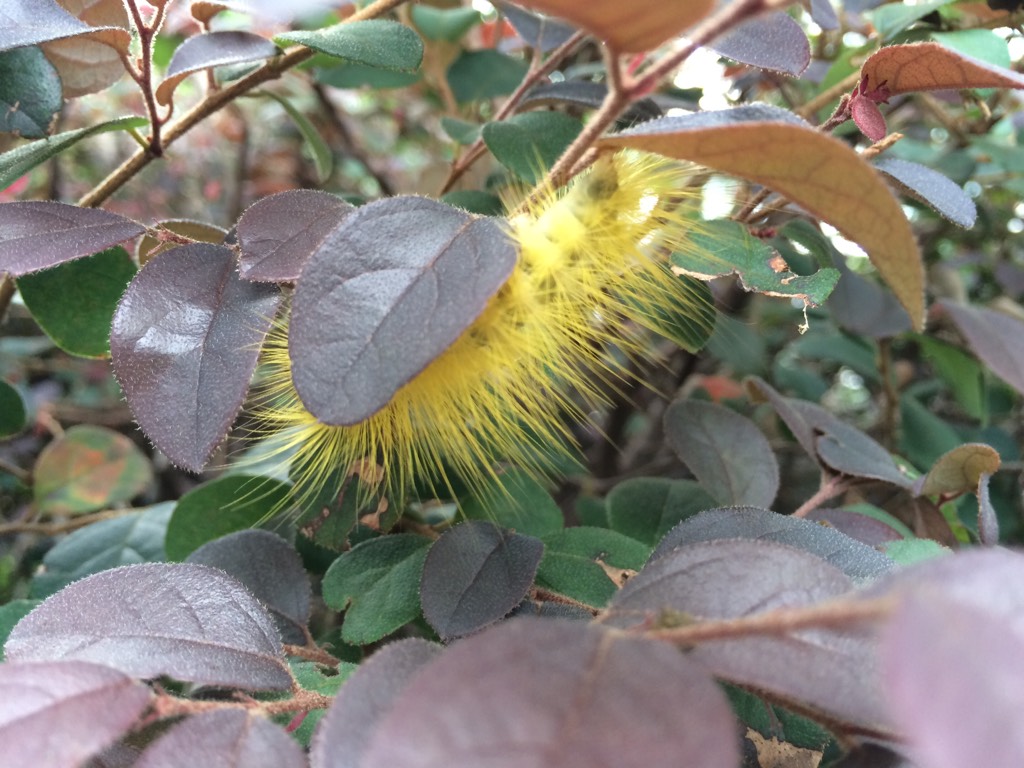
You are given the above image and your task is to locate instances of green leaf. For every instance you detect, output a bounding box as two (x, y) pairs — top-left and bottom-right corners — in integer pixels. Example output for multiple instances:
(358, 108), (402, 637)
(447, 50), (529, 103)
(918, 335), (986, 420)
(164, 474), (293, 561)
(900, 394), (963, 471)
(0, 115), (148, 190)
(30, 502), (174, 599)
(33, 425), (153, 516)
(277, 20), (423, 72)
(460, 469), (564, 537)
(411, 5), (482, 41)
(0, 380), (27, 438)
(0, 46), (61, 139)
(0, 600), (40, 661)
(790, 331), (880, 382)
(260, 91), (333, 183)
(440, 190), (504, 215)
(932, 29), (1011, 71)
(725, 684), (833, 752)
(314, 62), (421, 89)
(280, 660), (356, 746)
(678, 219), (840, 308)
(867, 0), (953, 40)
(482, 112), (583, 184)
(322, 534), (432, 644)
(606, 477), (715, 547)
(883, 538), (951, 566)
(17, 246), (136, 358)
(536, 527), (649, 608)
(440, 116), (481, 145)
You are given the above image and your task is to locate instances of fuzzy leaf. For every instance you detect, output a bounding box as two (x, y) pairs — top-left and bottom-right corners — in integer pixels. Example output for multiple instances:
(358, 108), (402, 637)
(5, 563), (292, 690)
(322, 534), (431, 645)
(0, 116), (147, 191)
(164, 475), (293, 561)
(536, 527), (649, 607)
(31, 503), (173, 599)
(361, 618), (740, 768)
(827, 255), (912, 339)
(860, 41), (1024, 96)
(39, 0), (131, 98)
(17, 246), (136, 358)
(410, 4), (482, 42)
(289, 197), (516, 425)
(236, 189), (353, 282)
(460, 468), (564, 538)
(505, 0), (715, 53)
(0, 201), (144, 276)
(495, 1), (575, 52)
(707, 11), (810, 76)
(0, 46), (61, 138)
(276, 20), (423, 72)
(110, 244), (281, 472)
(850, 94), (887, 141)
(156, 31), (279, 105)
(0, 0), (130, 56)
(608, 539), (887, 734)
(137, 219), (227, 266)
(420, 521), (543, 641)
(33, 425), (153, 516)
(650, 506), (895, 582)
(606, 477), (715, 546)
(447, 49), (528, 103)
(664, 399), (779, 508)
(937, 300), (1024, 396)
(482, 111), (583, 184)
(599, 106), (924, 328)
(135, 709), (306, 768)
(677, 219), (839, 307)
(310, 639), (442, 768)
(874, 157), (976, 227)
(187, 530), (311, 644)
(917, 443), (1000, 498)
(0, 660), (151, 768)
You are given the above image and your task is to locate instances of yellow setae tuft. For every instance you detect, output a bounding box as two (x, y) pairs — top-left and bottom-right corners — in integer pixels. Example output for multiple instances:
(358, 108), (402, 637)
(248, 151), (714, 511)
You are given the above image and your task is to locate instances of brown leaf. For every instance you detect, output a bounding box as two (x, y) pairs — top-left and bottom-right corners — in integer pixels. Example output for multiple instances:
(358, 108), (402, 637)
(917, 443), (1001, 498)
(600, 106), (924, 329)
(861, 41), (1024, 96)
(504, 0), (715, 53)
(40, 0), (131, 98)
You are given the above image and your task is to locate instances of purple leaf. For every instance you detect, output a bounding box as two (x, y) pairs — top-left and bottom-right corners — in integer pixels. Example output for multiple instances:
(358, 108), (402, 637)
(186, 530), (312, 644)
(0, 0), (130, 52)
(707, 11), (810, 76)
(650, 506), (894, 582)
(237, 189), (354, 282)
(805, 508), (906, 547)
(810, 0), (839, 29)
(874, 157), (976, 227)
(4, 563), (292, 690)
(110, 243), (281, 472)
(828, 255), (913, 339)
(289, 197), (516, 426)
(850, 94), (887, 141)
(977, 472), (999, 546)
(135, 710), (306, 768)
(0, 202), (144, 276)
(938, 300), (1024, 397)
(311, 638), (442, 768)
(0, 660), (151, 768)
(156, 32), (279, 105)
(361, 618), (740, 768)
(663, 399), (779, 508)
(882, 591), (1024, 768)
(420, 521), (543, 641)
(608, 539), (889, 733)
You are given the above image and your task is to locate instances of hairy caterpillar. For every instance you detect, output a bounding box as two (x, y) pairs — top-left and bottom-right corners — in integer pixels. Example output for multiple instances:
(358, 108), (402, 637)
(249, 151), (714, 511)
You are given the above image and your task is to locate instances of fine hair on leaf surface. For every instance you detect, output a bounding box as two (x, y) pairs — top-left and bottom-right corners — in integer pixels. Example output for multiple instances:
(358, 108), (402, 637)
(244, 150), (721, 517)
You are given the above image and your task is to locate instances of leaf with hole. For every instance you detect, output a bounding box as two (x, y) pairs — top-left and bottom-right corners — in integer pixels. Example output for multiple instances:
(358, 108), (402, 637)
(33, 425), (153, 516)
(420, 521), (543, 641)
(110, 244), (282, 472)
(289, 197), (516, 425)
(5, 563), (292, 690)
(0, 660), (151, 768)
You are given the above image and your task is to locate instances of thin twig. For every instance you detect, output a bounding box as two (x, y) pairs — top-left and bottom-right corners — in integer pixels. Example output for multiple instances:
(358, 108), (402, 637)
(791, 473), (851, 518)
(0, 509), (135, 537)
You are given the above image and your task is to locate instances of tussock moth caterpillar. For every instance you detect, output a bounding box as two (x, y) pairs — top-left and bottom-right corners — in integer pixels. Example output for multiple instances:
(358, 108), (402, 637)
(247, 150), (715, 511)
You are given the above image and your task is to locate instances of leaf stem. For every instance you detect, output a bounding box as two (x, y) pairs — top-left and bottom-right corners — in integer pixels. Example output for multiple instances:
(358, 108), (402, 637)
(78, 0), (411, 208)
(791, 473), (852, 518)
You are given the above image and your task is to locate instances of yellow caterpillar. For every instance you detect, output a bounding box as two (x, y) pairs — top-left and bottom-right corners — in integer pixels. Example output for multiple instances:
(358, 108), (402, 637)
(249, 150), (713, 510)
